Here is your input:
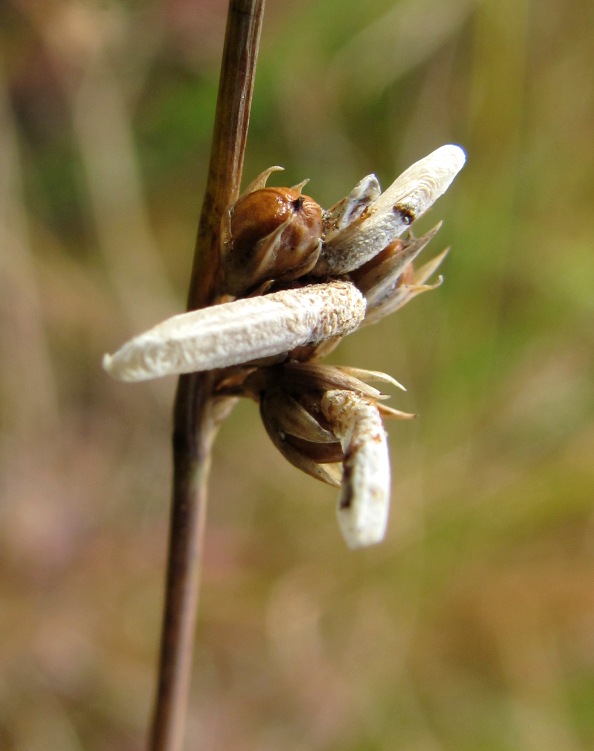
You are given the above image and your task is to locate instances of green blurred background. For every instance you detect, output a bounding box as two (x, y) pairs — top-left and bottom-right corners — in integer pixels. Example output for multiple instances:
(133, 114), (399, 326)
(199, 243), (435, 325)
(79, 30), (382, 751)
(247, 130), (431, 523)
(1, 1), (593, 749)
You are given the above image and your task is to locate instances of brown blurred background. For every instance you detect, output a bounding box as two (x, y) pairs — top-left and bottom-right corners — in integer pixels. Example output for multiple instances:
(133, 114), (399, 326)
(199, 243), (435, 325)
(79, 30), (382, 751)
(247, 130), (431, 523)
(1, 1), (593, 749)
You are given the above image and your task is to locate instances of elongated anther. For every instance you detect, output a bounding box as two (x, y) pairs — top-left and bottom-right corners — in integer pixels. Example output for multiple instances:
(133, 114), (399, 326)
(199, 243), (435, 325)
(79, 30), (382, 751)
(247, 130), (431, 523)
(103, 281), (366, 382)
(321, 389), (391, 548)
(316, 144), (466, 275)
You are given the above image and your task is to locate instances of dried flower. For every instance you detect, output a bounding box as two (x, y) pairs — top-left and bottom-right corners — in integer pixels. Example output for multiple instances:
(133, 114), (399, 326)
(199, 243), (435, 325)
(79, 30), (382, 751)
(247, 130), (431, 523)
(103, 144), (466, 547)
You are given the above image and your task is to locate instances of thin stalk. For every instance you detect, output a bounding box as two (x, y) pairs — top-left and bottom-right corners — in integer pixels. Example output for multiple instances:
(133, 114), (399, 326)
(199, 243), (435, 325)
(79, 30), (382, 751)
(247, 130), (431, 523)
(148, 2), (266, 751)
(189, 0), (266, 311)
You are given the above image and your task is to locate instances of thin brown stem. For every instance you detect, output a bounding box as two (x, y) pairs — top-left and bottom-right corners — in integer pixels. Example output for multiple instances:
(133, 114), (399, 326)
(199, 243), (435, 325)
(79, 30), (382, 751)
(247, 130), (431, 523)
(148, 2), (266, 751)
(188, 0), (266, 311)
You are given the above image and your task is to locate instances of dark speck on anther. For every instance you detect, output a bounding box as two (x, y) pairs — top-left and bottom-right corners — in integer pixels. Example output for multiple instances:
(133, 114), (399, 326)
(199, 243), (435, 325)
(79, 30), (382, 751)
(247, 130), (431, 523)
(393, 203), (415, 225)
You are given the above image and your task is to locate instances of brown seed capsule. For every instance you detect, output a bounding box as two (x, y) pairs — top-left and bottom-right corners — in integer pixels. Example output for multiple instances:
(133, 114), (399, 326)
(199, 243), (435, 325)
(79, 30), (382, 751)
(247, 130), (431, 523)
(222, 186), (323, 295)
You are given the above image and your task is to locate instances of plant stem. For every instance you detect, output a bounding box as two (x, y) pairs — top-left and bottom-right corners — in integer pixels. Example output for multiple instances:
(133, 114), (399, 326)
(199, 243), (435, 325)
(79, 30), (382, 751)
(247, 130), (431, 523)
(148, 2), (266, 750)
(189, 0), (267, 311)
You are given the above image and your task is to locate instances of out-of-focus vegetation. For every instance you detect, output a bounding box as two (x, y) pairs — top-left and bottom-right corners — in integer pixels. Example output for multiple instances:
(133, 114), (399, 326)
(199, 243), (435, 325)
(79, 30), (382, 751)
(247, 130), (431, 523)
(1, 0), (593, 749)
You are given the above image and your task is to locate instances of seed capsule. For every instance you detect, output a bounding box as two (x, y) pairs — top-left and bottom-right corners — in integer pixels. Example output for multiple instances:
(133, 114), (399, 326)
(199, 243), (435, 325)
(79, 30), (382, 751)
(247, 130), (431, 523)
(222, 185), (323, 295)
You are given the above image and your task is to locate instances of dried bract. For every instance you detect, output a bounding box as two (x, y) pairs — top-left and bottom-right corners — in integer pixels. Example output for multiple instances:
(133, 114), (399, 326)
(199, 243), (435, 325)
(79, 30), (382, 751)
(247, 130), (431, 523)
(323, 174), (381, 242)
(352, 224), (444, 324)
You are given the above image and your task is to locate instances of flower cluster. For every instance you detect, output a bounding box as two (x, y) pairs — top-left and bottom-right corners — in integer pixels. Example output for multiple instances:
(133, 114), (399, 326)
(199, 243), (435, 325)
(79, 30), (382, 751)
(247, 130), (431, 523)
(103, 145), (465, 547)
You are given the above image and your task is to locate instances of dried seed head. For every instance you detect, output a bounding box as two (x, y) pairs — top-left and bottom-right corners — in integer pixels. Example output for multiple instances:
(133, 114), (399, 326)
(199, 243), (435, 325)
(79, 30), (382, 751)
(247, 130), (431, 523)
(222, 185), (323, 295)
(102, 141), (466, 554)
